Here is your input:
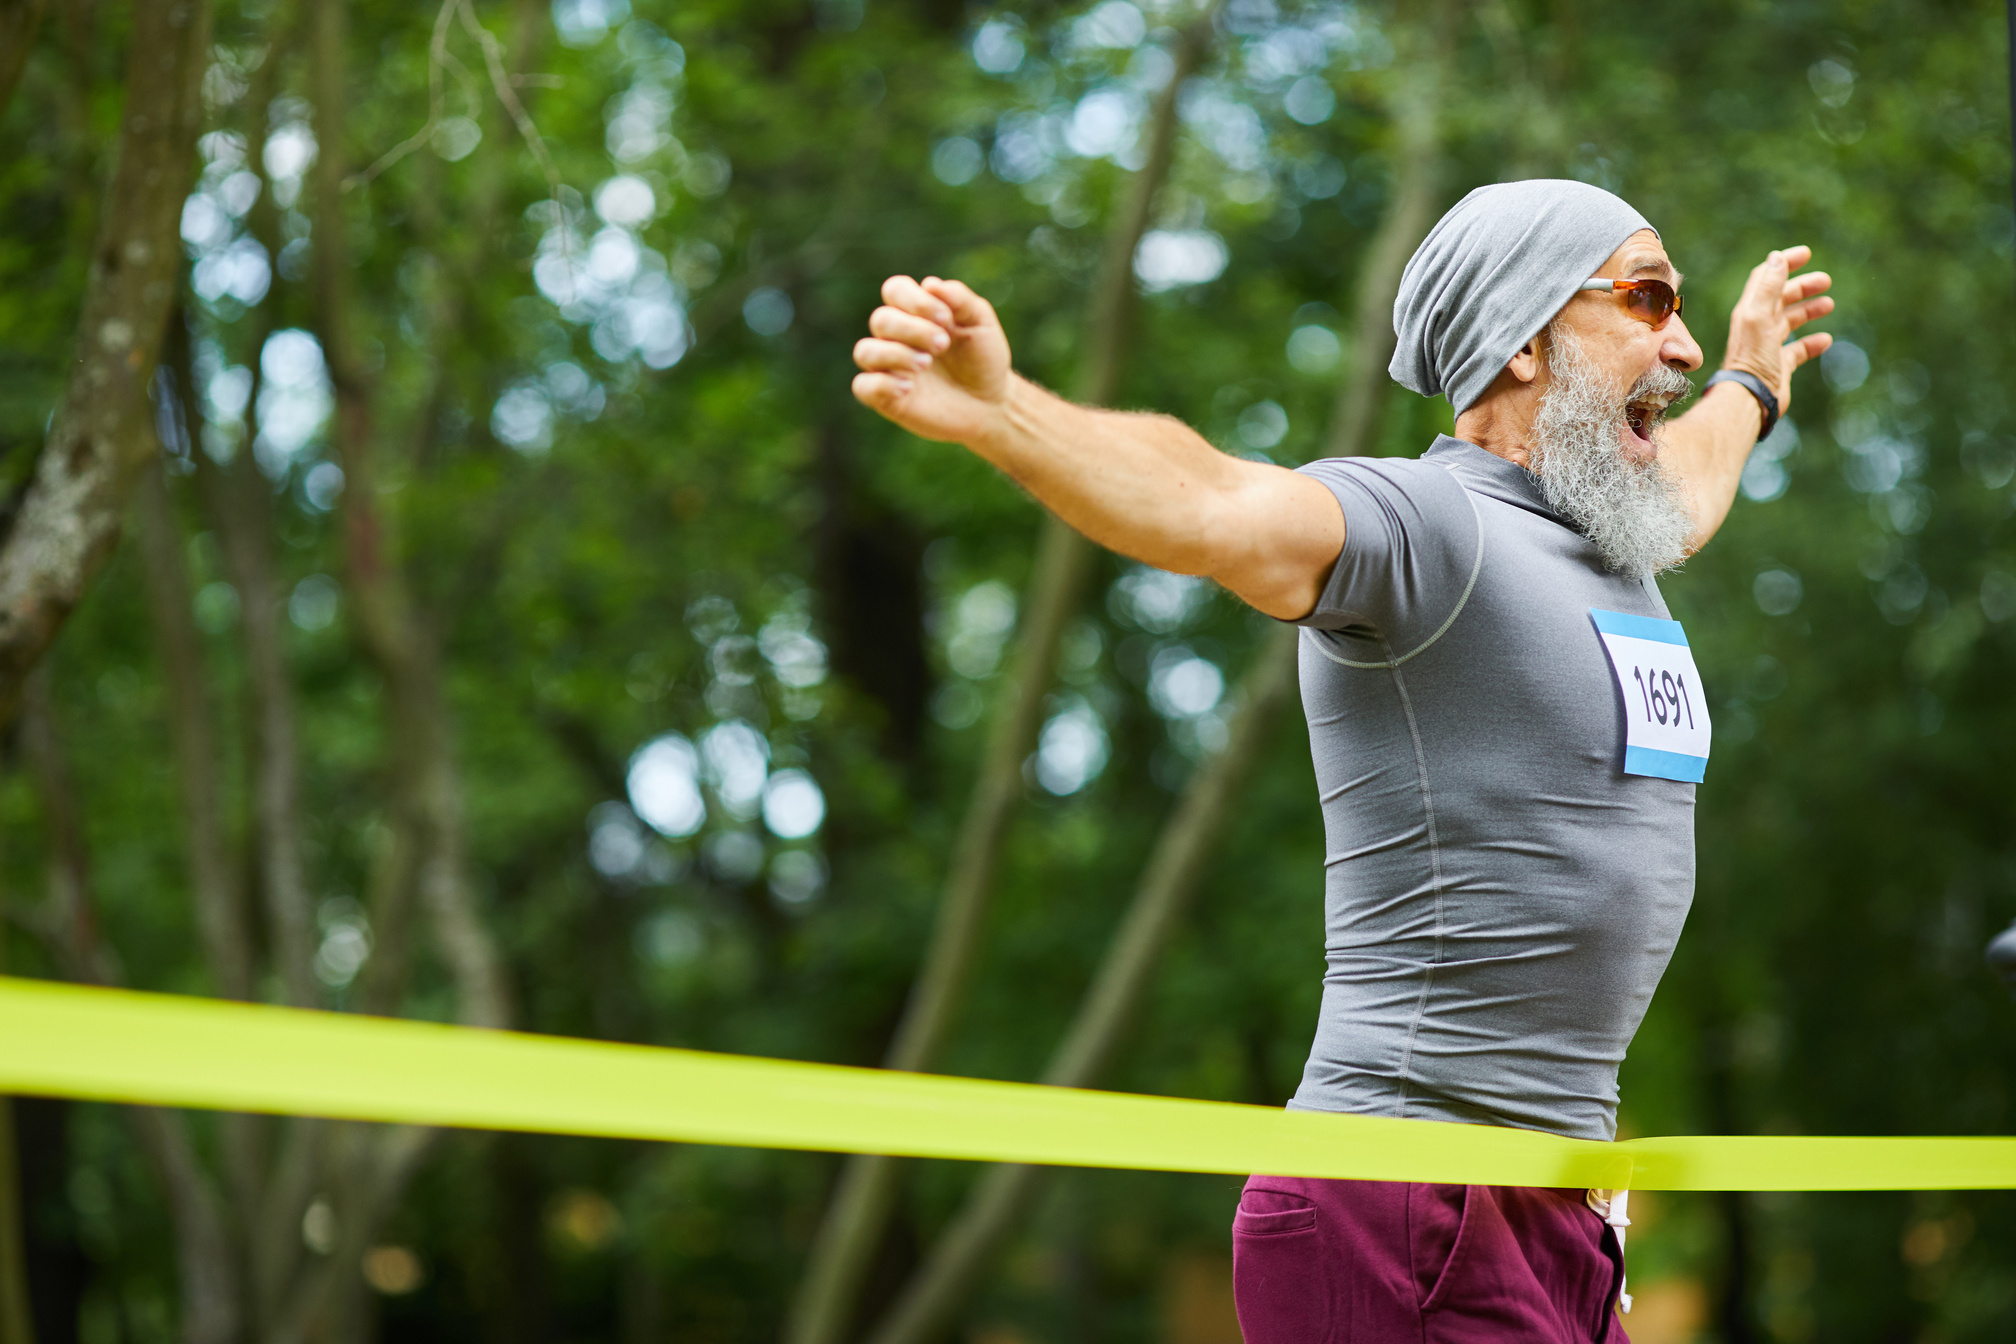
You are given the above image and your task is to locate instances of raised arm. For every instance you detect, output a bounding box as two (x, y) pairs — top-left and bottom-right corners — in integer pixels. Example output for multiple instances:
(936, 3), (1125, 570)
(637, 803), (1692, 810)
(852, 275), (1343, 620)
(1661, 246), (1834, 550)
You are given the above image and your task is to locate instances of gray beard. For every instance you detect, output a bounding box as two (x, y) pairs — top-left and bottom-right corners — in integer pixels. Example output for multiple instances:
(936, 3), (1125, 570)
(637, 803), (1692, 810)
(1526, 324), (1696, 579)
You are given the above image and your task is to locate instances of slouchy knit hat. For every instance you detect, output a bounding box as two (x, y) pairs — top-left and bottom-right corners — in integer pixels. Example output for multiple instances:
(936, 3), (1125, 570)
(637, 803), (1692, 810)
(1390, 179), (1656, 414)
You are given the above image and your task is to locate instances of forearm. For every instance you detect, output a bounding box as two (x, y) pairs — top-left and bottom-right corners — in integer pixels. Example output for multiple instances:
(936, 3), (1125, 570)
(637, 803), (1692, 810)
(1662, 379), (1763, 552)
(964, 375), (1339, 618)
(973, 375), (1255, 575)
(854, 274), (1343, 617)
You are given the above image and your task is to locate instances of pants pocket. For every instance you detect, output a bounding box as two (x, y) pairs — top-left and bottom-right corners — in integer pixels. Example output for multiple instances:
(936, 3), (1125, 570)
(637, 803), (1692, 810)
(1417, 1184), (1476, 1313)
(1232, 1185), (1331, 1344)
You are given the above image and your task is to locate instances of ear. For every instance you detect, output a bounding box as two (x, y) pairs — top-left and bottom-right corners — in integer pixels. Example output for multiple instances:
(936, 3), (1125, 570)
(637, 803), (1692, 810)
(1505, 334), (1543, 386)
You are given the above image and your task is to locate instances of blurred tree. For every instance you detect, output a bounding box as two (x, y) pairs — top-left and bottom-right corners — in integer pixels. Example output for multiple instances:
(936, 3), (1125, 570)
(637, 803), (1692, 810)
(0, 0), (210, 720)
(3, 0), (2016, 1342)
(786, 12), (1222, 1343)
(857, 10), (1451, 1339)
(0, 0), (51, 118)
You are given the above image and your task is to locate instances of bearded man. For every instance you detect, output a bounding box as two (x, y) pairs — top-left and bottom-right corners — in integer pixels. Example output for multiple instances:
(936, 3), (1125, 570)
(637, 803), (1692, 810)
(851, 179), (1832, 1343)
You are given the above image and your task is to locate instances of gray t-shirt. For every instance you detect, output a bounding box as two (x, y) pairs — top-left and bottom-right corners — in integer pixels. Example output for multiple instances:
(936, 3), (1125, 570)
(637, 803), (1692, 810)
(1287, 435), (1696, 1142)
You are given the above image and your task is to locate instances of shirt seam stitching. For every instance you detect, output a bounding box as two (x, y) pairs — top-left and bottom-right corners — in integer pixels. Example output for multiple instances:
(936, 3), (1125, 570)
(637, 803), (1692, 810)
(1300, 479), (1486, 671)
(1386, 647), (1445, 1121)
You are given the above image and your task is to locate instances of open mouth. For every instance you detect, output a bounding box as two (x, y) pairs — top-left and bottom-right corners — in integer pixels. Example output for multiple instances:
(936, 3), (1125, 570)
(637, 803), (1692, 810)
(1624, 393), (1676, 446)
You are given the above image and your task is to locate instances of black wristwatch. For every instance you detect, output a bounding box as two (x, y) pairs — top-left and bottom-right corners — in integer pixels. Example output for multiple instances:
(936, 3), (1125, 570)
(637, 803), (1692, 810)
(1704, 369), (1780, 443)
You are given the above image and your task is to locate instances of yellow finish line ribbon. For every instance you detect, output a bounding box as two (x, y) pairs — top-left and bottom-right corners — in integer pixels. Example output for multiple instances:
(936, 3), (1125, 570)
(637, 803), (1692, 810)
(3, 976), (2012, 1192)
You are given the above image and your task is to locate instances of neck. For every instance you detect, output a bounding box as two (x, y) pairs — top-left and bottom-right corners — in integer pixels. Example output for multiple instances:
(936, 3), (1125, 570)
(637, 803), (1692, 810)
(1453, 389), (1540, 470)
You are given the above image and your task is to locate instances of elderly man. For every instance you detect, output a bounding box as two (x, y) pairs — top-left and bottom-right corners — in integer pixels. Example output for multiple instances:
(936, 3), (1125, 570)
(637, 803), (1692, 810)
(851, 179), (1831, 1342)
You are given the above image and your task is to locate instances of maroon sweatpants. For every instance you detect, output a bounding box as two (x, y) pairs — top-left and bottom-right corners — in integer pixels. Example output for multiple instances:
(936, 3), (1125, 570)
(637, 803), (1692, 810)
(1232, 1176), (1628, 1343)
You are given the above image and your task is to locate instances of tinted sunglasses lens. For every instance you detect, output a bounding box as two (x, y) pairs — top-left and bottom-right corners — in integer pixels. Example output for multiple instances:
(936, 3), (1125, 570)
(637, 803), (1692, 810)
(1622, 280), (1678, 325)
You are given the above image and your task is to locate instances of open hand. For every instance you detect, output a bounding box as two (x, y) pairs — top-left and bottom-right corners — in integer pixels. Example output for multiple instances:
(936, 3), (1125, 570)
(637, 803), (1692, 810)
(1722, 246), (1834, 416)
(852, 276), (1013, 446)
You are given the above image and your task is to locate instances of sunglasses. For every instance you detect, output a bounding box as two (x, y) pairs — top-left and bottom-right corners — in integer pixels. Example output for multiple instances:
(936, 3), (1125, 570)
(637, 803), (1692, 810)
(1579, 276), (1684, 328)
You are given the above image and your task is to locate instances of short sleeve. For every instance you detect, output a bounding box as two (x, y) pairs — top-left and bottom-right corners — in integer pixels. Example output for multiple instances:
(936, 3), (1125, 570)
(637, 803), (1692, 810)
(1291, 457), (1482, 659)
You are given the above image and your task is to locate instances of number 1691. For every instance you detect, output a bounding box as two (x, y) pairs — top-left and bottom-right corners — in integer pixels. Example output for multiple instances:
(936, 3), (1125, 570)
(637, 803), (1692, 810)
(1632, 666), (1695, 729)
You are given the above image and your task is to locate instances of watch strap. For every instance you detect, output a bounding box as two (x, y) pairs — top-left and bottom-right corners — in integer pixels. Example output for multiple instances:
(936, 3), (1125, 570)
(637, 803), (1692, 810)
(1704, 369), (1781, 443)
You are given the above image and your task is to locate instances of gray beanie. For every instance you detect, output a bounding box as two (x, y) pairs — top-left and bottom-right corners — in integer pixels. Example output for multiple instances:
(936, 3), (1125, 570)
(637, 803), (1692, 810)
(1389, 179), (1656, 414)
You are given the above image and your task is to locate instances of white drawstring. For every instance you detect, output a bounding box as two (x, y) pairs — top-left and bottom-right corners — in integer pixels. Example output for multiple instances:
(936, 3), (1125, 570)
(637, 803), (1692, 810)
(1584, 1188), (1633, 1314)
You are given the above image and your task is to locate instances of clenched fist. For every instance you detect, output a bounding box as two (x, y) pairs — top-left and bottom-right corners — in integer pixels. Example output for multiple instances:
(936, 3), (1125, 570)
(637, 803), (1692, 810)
(852, 275), (1014, 447)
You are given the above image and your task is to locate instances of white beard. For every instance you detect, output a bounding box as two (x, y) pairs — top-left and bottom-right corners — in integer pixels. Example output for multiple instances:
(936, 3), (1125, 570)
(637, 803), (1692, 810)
(1526, 324), (1696, 579)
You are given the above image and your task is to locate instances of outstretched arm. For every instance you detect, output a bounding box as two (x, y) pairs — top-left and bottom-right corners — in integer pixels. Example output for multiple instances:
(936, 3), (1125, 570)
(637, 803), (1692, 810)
(1663, 246), (1834, 550)
(852, 274), (1343, 620)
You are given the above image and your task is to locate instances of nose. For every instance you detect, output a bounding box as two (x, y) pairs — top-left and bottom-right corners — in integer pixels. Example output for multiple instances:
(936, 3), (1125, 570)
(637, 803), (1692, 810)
(1662, 315), (1705, 373)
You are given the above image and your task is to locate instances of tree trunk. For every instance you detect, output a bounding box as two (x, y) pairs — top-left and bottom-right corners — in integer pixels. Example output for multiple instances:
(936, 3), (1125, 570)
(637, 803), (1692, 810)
(133, 452), (256, 1002)
(193, 378), (322, 1010)
(860, 19), (1455, 1336)
(307, 0), (509, 1032)
(270, 1123), (432, 1344)
(0, 0), (211, 722)
(0, 743), (33, 1344)
(0, 0), (50, 122)
(0, 915), (30, 1344)
(22, 674), (245, 1344)
(783, 16), (1219, 1344)
(255, 6), (543, 1337)
(1704, 1021), (1758, 1344)
(814, 422), (932, 767)
(1320, 44), (1446, 462)
(151, 320), (333, 1333)
(0, 1095), (29, 1344)
(1474, 0), (1569, 180)
(194, 0), (323, 1016)
(861, 630), (1299, 1344)
(172, 25), (339, 1328)
(129, 1107), (246, 1344)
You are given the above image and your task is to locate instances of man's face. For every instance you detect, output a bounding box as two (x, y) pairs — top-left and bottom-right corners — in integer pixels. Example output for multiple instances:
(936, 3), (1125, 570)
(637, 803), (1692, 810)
(1521, 231), (1704, 579)
(1543, 230), (1706, 465)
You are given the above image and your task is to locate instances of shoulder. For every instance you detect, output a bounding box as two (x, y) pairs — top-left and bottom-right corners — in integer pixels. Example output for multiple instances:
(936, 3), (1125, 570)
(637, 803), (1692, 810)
(1292, 454), (1484, 645)
(1295, 454), (1468, 496)
(1293, 454), (1479, 540)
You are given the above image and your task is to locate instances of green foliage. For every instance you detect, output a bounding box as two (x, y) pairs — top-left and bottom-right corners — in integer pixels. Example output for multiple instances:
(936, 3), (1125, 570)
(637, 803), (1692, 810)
(4, 0), (2016, 1340)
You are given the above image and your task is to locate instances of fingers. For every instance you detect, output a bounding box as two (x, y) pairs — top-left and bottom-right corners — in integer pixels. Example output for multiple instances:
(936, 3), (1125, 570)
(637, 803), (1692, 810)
(1748, 245), (1813, 283)
(854, 336), (934, 375)
(922, 276), (996, 329)
(1782, 270), (1832, 302)
(881, 274), (955, 326)
(1745, 247), (1820, 299)
(1783, 294), (1836, 329)
(876, 274), (997, 338)
(852, 370), (912, 412)
(1722, 248), (1832, 411)
(1783, 331), (1833, 370)
(1737, 249), (1833, 338)
(868, 305), (951, 353)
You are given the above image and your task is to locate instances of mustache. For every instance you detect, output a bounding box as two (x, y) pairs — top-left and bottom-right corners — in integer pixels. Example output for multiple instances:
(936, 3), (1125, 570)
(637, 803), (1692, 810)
(1627, 361), (1695, 425)
(1528, 322), (1696, 578)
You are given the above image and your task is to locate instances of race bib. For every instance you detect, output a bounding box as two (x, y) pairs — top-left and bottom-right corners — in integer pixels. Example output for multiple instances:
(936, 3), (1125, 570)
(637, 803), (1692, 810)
(1589, 609), (1712, 783)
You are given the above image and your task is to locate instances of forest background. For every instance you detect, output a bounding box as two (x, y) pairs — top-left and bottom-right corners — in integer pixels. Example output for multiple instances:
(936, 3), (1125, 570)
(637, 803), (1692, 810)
(1, 0), (2014, 1341)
